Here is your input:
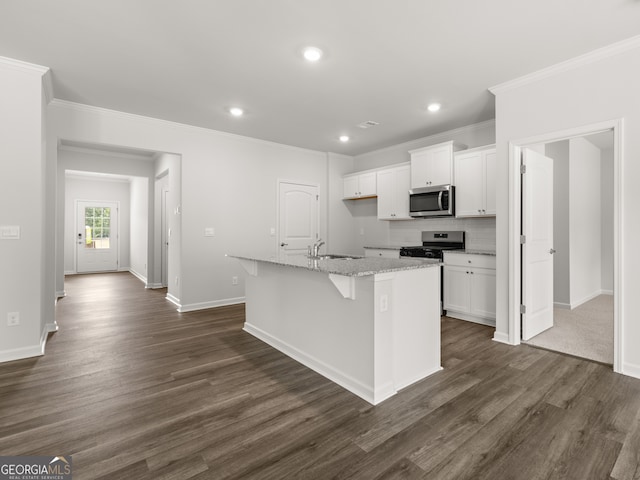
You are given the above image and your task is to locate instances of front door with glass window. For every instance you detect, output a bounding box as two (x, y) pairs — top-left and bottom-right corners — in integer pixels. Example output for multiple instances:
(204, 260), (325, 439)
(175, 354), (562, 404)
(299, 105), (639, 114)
(76, 201), (119, 273)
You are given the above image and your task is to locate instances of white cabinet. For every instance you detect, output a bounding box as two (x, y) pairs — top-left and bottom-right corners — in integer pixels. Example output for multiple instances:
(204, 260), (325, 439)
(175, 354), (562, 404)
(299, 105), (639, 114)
(377, 164), (411, 220)
(409, 141), (466, 189)
(454, 145), (496, 217)
(443, 253), (496, 326)
(364, 248), (400, 259)
(343, 172), (377, 199)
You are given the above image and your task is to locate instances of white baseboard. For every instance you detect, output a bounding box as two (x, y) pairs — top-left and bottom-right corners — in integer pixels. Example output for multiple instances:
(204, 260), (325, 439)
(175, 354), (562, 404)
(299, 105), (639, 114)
(244, 322), (379, 404)
(570, 290), (602, 310)
(146, 283), (164, 289)
(178, 297), (245, 313)
(446, 310), (496, 327)
(554, 302), (571, 309)
(55, 290), (66, 299)
(492, 331), (511, 344)
(129, 269), (147, 284)
(601, 289), (614, 296)
(0, 343), (44, 363)
(64, 270), (74, 275)
(622, 362), (640, 380)
(165, 293), (181, 309)
(46, 321), (59, 333)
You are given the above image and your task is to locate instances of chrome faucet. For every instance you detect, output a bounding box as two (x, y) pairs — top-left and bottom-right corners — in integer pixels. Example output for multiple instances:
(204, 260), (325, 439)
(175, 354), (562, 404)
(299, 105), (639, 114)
(312, 239), (325, 257)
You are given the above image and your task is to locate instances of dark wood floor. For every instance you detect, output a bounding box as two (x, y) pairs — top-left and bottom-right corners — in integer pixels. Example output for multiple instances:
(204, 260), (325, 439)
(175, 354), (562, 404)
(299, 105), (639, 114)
(1, 272), (640, 479)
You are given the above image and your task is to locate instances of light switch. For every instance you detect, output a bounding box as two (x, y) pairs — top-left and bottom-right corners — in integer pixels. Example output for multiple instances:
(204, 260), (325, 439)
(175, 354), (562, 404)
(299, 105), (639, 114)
(204, 227), (215, 237)
(0, 226), (20, 240)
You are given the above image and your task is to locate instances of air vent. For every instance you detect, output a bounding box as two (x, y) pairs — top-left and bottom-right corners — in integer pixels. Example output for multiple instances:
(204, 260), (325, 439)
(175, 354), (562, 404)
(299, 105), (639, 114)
(356, 120), (380, 129)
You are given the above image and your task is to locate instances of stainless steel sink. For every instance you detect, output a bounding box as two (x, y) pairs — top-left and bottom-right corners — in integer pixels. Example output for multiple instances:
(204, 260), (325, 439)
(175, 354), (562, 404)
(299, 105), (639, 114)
(314, 254), (360, 260)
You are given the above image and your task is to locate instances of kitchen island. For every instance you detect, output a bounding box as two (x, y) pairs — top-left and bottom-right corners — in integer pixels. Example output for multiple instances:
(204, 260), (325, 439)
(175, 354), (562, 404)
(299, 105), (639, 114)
(231, 253), (442, 405)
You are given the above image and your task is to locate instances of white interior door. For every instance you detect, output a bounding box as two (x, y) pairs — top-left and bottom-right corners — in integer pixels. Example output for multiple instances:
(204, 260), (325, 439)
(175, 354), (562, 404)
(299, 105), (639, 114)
(278, 182), (319, 254)
(76, 201), (119, 273)
(522, 148), (555, 340)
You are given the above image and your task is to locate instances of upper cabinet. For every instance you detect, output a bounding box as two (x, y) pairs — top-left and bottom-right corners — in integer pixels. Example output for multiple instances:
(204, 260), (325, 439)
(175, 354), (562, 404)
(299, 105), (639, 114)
(343, 171), (377, 199)
(377, 164), (411, 220)
(454, 145), (496, 217)
(409, 141), (466, 189)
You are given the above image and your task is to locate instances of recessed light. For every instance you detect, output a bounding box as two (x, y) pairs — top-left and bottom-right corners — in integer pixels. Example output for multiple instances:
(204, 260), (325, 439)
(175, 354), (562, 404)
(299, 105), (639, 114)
(229, 107), (244, 117)
(303, 46), (323, 62)
(339, 135), (350, 142)
(427, 103), (441, 113)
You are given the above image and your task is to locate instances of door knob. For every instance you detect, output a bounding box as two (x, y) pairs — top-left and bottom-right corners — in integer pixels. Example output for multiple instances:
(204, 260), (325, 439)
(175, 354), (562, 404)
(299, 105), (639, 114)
(280, 242), (288, 247)
(549, 248), (556, 254)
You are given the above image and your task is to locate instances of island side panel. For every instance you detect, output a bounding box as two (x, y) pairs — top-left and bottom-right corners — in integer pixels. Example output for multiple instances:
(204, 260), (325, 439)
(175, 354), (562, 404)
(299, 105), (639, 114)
(391, 266), (442, 391)
(243, 262), (377, 403)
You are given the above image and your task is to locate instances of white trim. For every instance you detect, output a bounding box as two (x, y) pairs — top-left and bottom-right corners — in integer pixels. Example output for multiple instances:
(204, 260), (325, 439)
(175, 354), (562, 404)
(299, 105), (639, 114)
(46, 321), (59, 333)
(569, 291), (604, 310)
(492, 331), (510, 344)
(554, 302), (571, 310)
(490, 35), (640, 94)
(50, 99), (328, 157)
(0, 55), (50, 75)
(60, 144), (155, 162)
(178, 297), (245, 313)
(145, 283), (164, 289)
(622, 362), (640, 380)
(165, 293), (181, 308)
(244, 322), (383, 404)
(601, 289), (614, 296)
(445, 311), (496, 327)
(129, 268), (147, 284)
(508, 119), (623, 374)
(55, 290), (66, 298)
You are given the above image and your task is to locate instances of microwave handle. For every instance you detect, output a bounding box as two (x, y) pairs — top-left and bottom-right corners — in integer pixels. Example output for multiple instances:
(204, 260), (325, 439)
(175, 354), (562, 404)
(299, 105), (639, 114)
(437, 191), (444, 211)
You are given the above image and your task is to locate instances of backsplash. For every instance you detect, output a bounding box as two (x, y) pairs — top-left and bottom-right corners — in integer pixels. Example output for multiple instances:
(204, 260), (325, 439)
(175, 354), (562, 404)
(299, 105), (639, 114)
(388, 217), (496, 250)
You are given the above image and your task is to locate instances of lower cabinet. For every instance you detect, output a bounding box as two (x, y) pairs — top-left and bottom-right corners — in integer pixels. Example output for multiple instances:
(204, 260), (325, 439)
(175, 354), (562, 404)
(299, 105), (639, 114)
(443, 253), (496, 326)
(364, 248), (400, 259)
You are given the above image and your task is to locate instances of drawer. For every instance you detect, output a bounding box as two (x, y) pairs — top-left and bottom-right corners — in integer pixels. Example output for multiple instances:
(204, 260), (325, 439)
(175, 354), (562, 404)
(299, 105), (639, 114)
(364, 248), (400, 259)
(443, 252), (496, 269)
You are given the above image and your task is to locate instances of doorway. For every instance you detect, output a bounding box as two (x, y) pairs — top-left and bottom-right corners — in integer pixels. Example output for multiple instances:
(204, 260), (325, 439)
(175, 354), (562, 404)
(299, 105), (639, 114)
(509, 119), (622, 372)
(521, 133), (615, 364)
(76, 200), (119, 273)
(277, 181), (319, 255)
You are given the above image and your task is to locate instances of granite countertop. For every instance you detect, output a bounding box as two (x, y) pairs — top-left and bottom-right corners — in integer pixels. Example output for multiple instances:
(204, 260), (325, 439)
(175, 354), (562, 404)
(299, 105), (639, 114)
(445, 249), (496, 256)
(229, 253), (440, 277)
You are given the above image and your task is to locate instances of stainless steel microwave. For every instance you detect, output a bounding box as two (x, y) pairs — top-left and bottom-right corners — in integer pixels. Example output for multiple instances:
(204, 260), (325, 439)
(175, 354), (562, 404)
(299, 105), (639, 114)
(409, 184), (455, 218)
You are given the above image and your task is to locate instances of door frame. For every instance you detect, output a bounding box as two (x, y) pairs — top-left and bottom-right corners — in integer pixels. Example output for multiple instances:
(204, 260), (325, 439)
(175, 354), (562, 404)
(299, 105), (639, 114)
(276, 179), (320, 254)
(507, 118), (623, 373)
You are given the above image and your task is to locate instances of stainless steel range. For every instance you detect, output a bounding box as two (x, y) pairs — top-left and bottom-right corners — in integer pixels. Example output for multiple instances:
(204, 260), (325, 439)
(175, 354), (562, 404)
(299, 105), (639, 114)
(399, 231), (465, 261)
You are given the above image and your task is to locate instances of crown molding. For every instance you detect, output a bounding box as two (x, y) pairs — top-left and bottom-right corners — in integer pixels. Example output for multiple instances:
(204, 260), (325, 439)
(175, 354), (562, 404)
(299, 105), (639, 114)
(50, 99), (328, 157)
(355, 118), (496, 159)
(490, 34), (640, 95)
(0, 55), (50, 75)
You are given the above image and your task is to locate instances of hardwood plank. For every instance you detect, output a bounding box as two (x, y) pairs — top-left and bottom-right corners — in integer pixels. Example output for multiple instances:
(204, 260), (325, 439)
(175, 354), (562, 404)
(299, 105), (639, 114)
(0, 272), (639, 479)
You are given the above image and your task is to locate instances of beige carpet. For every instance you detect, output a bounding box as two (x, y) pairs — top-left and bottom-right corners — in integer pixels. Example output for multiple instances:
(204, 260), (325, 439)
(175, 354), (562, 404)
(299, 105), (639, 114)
(523, 294), (613, 364)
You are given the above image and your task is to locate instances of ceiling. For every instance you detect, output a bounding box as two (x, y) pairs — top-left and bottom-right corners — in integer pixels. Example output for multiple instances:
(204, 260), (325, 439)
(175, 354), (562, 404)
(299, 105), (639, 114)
(1, 1), (639, 156)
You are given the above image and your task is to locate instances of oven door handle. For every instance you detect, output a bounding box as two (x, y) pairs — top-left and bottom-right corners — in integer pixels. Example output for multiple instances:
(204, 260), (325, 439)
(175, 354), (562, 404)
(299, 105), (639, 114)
(437, 191), (444, 211)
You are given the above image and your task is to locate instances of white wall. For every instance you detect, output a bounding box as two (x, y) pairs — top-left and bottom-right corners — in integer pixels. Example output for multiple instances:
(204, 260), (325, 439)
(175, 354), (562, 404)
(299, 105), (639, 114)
(493, 39), (640, 376)
(327, 152), (359, 255)
(0, 58), (49, 362)
(129, 176), (148, 280)
(601, 146), (614, 293)
(547, 140), (571, 306)
(346, 120), (497, 252)
(64, 176), (131, 273)
(569, 137), (601, 307)
(48, 101), (333, 313)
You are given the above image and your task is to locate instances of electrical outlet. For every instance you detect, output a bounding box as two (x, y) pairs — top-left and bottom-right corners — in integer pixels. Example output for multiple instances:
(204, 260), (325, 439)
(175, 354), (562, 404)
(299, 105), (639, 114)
(232, 276), (239, 285)
(380, 295), (388, 312)
(7, 312), (20, 326)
